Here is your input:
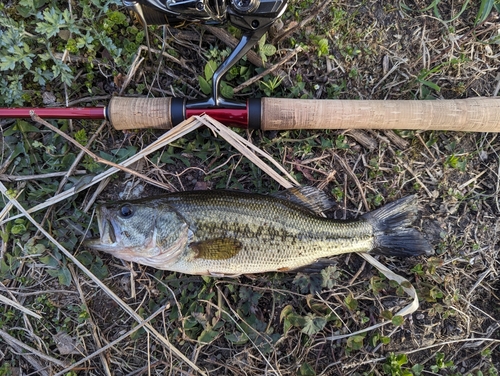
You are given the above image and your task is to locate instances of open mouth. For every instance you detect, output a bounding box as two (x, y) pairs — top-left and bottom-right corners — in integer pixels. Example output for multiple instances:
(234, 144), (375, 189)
(99, 216), (117, 244)
(84, 206), (119, 250)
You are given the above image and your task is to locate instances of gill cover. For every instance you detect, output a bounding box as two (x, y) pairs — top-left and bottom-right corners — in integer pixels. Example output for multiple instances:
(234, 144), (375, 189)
(85, 200), (190, 267)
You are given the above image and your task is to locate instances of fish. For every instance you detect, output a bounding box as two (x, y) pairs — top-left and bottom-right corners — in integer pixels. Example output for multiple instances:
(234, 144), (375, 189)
(85, 187), (433, 276)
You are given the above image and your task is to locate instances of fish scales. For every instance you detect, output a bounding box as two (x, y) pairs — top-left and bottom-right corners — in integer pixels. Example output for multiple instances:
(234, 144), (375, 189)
(85, 188), (432, 276)
(164, 192), (374, 274)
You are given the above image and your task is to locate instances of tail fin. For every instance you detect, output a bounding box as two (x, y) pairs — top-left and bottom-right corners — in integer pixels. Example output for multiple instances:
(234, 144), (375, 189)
(362, 195), (433, 257)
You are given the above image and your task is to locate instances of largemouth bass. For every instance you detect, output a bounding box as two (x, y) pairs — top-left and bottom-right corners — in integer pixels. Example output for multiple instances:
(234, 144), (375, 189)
(85, 187), (432, 276)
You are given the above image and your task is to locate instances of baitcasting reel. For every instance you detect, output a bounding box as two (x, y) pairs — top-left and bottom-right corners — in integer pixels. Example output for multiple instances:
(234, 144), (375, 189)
(124, 0), (288, 108)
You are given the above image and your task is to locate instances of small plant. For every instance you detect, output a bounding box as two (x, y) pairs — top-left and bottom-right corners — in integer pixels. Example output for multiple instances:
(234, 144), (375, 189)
(198, 59), (234, 99)
(311, 36), (329, 57)
(345, 334), (365, 355)
(260, 75), (284, 96)
(431, 352), (455, 373)
(383, 353), (412, 376)
(257, 33), (277, 63)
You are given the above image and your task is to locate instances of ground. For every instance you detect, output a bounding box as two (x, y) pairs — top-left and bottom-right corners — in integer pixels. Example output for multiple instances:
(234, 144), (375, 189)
(0, 0), (499, 375)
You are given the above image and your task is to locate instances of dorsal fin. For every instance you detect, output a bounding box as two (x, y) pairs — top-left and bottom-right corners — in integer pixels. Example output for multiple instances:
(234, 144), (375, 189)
(273, 186), (336, 214)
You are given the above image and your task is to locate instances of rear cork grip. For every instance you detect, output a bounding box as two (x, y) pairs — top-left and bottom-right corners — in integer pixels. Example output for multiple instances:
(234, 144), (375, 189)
(260, 97), (500, 132)
(108, 97), (174, 130)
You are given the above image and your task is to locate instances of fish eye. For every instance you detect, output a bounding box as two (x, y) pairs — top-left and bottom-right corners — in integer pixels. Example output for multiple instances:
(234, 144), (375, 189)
(119, 205), (134, 218)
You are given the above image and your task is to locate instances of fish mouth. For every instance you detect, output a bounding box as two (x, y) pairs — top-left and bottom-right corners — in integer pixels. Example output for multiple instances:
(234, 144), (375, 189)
(84, 207), (120, 251)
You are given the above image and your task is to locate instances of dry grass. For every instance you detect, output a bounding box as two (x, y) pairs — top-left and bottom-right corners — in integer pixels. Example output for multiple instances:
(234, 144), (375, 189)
(1, 0), (500, 375)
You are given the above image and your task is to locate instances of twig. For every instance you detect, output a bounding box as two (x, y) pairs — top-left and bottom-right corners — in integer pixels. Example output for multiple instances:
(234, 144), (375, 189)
(139, 45), (196, 74)
(402, 337), (500, 356)
(273, 0), (332, 44)
(233, 46), (303, 94)
(394, 154), (433, 198)
(54, 303), (171, 376)
(119, 46), (146, 96)
(57, 120), (107, 193)
(68, 264), (112, 376)
(195, 116), (300, 188)
(67, 96), (110, 107)
(333, 153), (369, 211)
(0, 293), (42, 319)
(0, 170), (87, 182)
(36, 120), (108, 234)
(0, 328), (68, 368)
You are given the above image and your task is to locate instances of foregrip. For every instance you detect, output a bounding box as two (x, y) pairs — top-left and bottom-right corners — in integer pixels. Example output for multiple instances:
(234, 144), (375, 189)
(108, 97), (184, 130)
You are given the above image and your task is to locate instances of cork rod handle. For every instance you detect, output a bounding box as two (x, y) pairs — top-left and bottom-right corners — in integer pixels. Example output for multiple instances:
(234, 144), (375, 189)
(260, 97), (500, 132)
(109, 97), (175, 130)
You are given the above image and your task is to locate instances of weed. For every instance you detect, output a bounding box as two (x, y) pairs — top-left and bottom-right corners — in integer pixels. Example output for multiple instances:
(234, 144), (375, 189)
(431, 352), (455, 373)
(383, 353), (412, 376)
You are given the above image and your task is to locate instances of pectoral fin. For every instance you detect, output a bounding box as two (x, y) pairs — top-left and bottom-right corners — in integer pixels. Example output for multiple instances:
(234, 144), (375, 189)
(190, 238), (242, 260)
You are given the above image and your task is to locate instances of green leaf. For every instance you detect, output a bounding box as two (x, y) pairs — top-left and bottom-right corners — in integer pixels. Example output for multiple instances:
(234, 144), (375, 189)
(301, 314), (326, 336)
(395, 353), (408, 366)
(299, 362), (316, 376)
(419, 79), (440, 92)
(346, 335), (364, 351)
(40, 254), (59, 268)
(317, 38), (329, 57)
(198, 328), (219, 344)
(204, 60), (218, 81)
(292, 273), (322, 294)
(392, 315), (405, 326)
(260, 43), (276, 57)
(58, 265), (72, 286)
(90, 257), (109, 280)
(198, 76), (212, 95)
(76, 251), (93, 266)
(220, 81), (234, 99)
(36, 7), (64, 38)
(74, 129), (88, 145)
(111, 145), (137, 161)
(11, 223), (27, 235)
(475, 0), (495, 25)
(0, 55), (18, 71)
(381, 310), (393, 320)
(52, 61), (74, 86)
(321, 265), (340, 289)
(225, 332), (249, 345)
(344, 294), (358, 311)
(412, 364), (424, 375)
(285, 312), (306, 327)
(239, 287), (261, 305)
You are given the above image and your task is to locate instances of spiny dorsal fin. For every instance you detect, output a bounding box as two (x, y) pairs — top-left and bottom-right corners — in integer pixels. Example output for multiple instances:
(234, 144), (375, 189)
(191, 238), (242, 260)
(273, 186), (336, 214)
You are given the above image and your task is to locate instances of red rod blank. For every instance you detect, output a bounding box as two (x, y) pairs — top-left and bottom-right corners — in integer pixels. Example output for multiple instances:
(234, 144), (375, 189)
(0, 107), (106, 120)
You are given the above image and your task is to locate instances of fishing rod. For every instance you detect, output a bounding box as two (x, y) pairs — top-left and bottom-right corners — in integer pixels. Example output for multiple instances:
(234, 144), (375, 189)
(1, 0), (499, 133)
